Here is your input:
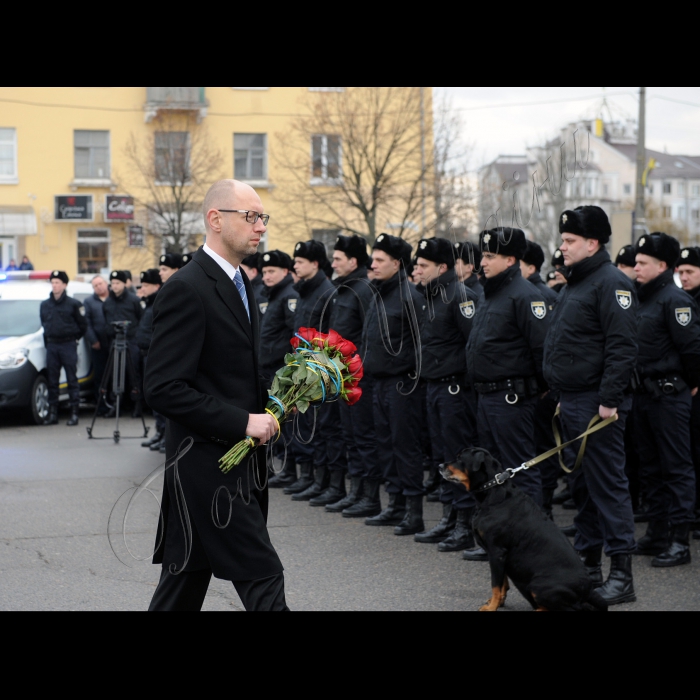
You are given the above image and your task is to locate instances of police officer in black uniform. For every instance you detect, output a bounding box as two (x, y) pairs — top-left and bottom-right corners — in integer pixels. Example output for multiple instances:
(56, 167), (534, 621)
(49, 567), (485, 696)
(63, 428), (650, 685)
(362, 233), (426, 535)
(103, 270), (144, 418)
(181, 253), (194, 267)
(454, 241), (484, 301)
(466, 228), (549, 544)
(159, 253), (183, 285)
(40, 271), (88, 426)
(257, 250), (299, 489)
(136, 269), (165, 451)
(616, 245), (637, 281)
(284, 241), (339, 501)
(631, 233), (700, 568)
(241, 252), (266, 308)
(412, 237), (481, 552)
(521, 241), (559, 310)
(544, 206), (638, 606)
(678, 246), (700, 540)
(550, 248), (567, 293)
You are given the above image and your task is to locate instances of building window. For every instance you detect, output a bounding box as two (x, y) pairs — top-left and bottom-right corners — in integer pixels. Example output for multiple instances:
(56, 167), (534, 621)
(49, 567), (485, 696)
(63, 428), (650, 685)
(679, 183), (686, 197)
(155, 132), (190, 184)
(662, 206), (672, 219)
(0, 128), (17, 183)
(74, 130), (110, 179)
(663, 182), (672, 195)
(693, 185), (700, 198)
(78, 229), (110, 275)
(624, 184), (632, 195)
(311, 135), (342, 184)
(312, 229), (340, 257)
(234, 134), (267, 181)
(692, 210), (700, 221)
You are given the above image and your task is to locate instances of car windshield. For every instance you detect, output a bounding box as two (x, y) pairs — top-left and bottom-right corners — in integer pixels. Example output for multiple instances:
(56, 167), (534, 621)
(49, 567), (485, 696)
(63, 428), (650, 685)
(0, 300), (42, 337)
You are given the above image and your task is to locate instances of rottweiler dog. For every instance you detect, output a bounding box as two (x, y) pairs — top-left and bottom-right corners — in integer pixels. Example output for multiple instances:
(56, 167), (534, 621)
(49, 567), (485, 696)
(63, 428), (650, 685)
(442, 448), (607, 612)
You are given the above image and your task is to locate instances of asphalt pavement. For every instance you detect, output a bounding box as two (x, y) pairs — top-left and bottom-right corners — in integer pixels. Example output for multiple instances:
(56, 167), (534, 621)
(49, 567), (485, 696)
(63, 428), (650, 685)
(1, 410), (699, 612)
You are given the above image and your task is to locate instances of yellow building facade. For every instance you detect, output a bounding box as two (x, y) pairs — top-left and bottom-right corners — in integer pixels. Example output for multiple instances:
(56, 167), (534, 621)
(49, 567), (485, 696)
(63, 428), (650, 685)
(0, 87), (433, 279)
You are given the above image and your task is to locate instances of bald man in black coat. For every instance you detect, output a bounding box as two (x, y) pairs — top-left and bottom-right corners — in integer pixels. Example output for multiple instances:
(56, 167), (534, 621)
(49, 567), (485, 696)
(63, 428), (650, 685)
(145, 180), (287, 612)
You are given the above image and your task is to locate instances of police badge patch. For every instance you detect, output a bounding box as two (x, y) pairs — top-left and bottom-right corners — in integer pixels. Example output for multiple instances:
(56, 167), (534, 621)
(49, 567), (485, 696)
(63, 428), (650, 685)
(531, 302), (547, 319)
(676, 308), (692, 327)
(616, 291), (632, 310)
(79, 306), (86, 316)
(460, 301), (475, 319)
(259, 302), (269, 315)
(288, 299), (298, 313)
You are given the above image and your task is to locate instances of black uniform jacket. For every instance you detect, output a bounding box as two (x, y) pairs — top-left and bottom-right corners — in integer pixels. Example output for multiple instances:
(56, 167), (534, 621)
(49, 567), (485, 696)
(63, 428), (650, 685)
(249, 274), (266, 307)
(528, 271), (559, 311)
(259, 274), (297, 371)
(362, 271), (424, 379)
(636, 269), (700, 388)
(464, 273), (485, 302)
(543, 249), (638, 408)
(103, 289), (143, 340)
(466, 265), (549, 387)
(135, 290), (159, 354)
(144, 248), (282, 581)
(83, 293), (107, 346)
(419, 268), (479, 381)
(40, 291), (87, 345)
(293, 270), (335, 333)
(328, 267), (375, 347)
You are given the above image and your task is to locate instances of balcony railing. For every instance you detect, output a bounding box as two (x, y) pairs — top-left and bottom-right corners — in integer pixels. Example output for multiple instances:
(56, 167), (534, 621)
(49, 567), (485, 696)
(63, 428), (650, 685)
(144, 88), (208, 123)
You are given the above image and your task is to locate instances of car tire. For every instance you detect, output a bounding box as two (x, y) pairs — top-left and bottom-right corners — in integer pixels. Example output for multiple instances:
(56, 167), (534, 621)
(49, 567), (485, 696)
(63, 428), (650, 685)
(27, 374), (51, 425)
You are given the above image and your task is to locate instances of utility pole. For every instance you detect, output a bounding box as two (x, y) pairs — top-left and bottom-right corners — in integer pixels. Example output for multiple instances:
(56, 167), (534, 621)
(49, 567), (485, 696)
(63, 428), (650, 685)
(634, 86), (647, 243)
(420, 87), (427, 236)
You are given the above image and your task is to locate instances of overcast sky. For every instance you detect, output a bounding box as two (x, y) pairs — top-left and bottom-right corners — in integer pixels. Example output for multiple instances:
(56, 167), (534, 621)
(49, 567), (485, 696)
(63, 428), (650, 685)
(439, 87), (700, 168)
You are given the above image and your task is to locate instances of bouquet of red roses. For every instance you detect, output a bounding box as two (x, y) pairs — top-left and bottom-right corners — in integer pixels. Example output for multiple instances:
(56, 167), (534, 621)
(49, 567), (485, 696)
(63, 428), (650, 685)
(219, 327), (364, 474)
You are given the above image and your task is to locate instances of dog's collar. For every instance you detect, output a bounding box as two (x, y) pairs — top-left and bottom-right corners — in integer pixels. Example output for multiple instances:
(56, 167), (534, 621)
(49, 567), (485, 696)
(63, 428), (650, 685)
(475, 469), (515, 493)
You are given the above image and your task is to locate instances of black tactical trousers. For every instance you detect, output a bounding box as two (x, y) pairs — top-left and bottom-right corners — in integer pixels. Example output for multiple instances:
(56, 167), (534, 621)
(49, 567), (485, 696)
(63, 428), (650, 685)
(318, 400), (347, 472)
(535, 391), (561, 493)
(339, 376), (379, 479)
(91, 346), (109, 412)
(47, 341), (79, 408)
(373, 374), (425, 497)
(560, 391), (636, 557)
(691, 394), (700, 516)
(634, 390), (697, 525)
(426, 380), (477, 511)
(477, 391), (542, 506)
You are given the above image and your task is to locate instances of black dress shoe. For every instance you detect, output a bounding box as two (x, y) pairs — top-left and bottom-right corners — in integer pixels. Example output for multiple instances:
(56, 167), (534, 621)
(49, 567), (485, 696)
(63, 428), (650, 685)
(365, 494), (406, 527)
(394, 496), (425, 536)
(327, 477), (362, 513)
(599, 554), (636, 605)
(415, 505), (456, 544)
(463, 547), (489, 562)
(635, 520), (669, 556)
(652, 524), (692, 568)
(560, 524), (577, 538)
(438, 509), (476, 552)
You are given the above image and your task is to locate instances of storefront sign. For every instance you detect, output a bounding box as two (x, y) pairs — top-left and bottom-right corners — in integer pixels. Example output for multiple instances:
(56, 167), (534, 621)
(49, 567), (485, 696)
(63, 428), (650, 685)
(127, 225), (145, 248)
(105, 195), (135, 221)
(55, 195), (93, 222)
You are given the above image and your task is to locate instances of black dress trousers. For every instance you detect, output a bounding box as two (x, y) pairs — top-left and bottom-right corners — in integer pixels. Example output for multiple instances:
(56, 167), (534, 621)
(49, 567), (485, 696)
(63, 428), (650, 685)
(339, 376), (379, 479)
(47, 341), (79, 407)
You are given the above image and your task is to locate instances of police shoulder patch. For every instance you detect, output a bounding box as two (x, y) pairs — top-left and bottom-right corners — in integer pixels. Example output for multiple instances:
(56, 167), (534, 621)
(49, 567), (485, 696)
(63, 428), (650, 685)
(140, 300), (147, 310)
(79, 306), (86, 316)
(459, 300), (475, 319)
(531, 301), (547, 320)
(616, 291), (632, 310)
(259, 302), (269, 315)
(288, 299), (298, 313)
(676, 308), (692, 327)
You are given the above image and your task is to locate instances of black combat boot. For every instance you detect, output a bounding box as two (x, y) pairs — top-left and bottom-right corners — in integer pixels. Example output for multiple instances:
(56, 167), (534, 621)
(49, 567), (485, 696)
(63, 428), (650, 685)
(268, 460), (297, 489)
(578, 548), (604, 588)
(343, 480), (382, 519)
(395, 496), (425, 536)
(310, 469), (347, 507)
(598, 554), (636, 606)
(652, 523), (692, 568)
(142, 431), (163, 448)
(635, 520), (670, 557)
(365, 493), (406, 527)
(66, 407), (79, 427)
(284, 463), (314, 495)
(47, 407), (59, 426)
(150, 438), (165, 452)
(634, 501), (652, 524)
(424, 466), (441, 503)
(542, 488), (555, 521)
(414, 505), (456, 544)
(463, 547), (489, 562)
(439, 509), (476, 552)
(293, 465), (329, 502)
(327, 477), (363, 513)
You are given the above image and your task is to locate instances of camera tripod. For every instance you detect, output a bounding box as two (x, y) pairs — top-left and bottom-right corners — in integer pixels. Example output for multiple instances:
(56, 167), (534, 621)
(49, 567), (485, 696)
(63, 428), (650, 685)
(87, 323), (149, 444)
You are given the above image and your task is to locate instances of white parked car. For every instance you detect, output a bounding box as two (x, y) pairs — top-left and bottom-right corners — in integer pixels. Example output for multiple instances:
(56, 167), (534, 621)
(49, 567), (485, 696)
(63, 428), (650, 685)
(0, 272), (94, 424)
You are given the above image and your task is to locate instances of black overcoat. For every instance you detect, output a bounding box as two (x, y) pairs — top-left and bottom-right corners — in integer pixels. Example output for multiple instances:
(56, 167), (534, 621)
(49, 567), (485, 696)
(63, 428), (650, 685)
(145, 247), (283, 582)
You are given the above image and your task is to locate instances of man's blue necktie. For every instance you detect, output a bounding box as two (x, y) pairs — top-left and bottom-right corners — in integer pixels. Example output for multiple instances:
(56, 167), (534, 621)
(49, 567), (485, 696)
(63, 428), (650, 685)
(234, 269), (250, 322)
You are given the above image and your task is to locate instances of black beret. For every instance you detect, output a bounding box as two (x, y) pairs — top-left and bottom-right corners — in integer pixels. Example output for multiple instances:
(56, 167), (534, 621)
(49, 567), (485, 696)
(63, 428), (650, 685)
(480, 228), (528, 261)
(160, 253), (183, 269)
(636, 232), (681, 269)
(373, 233), (412, 267)
(522, 240), (545, 270)
(415, 237), (455, 269)
(294, 240), (328, 264)
(680, 247), (700, 269)
(551, 249), (565, 268)
(454, 241), (482, 269)
(615, 245), (637, 268)
(261, 250), (293, 270)
(50, 270), (69, 284)
(241, 253), (263, 272)
(140, 269), (161, 286)
(559, 206), (612, 245)
(181, 253), (193, 266)
(334, 234), (369, 267)
(110, 270), (128, 284)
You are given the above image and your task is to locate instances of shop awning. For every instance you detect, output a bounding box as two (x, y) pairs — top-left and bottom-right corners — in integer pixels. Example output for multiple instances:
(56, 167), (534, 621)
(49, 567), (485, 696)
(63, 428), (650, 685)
(0, 206), (37, 235)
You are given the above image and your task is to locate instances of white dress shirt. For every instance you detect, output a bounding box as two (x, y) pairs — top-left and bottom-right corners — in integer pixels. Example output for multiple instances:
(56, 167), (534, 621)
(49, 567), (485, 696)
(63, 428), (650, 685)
(202, 243), (239, 281)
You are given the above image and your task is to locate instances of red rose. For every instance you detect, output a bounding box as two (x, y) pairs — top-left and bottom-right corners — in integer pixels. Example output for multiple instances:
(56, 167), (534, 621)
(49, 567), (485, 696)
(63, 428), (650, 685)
(325, 329), (343, 349)
(336, 338), (357, 359)
(345, 385), (363, 406)
(346, 355), (364, 383)
(290, 336), (300, 350)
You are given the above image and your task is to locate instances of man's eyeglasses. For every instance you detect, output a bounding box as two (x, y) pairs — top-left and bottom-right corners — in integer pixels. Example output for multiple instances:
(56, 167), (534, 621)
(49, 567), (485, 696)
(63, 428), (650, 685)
(218, 210), (270, 226)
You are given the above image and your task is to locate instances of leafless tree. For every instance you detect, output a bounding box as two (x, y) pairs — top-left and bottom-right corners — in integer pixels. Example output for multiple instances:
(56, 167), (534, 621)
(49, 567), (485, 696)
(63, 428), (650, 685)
(646, 200), (690, 244)
(120, 113), (225, 254)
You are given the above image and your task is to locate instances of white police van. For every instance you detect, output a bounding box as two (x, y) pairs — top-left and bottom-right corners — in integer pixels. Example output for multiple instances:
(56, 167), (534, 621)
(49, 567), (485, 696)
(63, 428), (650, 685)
(0, 271), (94, 424)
